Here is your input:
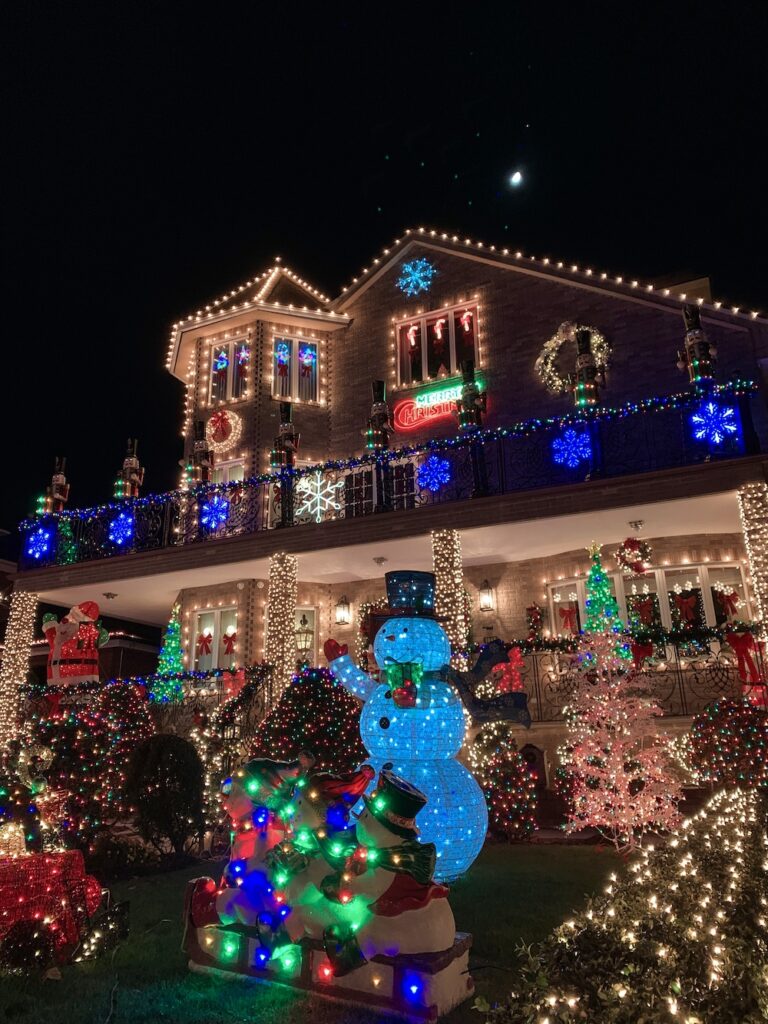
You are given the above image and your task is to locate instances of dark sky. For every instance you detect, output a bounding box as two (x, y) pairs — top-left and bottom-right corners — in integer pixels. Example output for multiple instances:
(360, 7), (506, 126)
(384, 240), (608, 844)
(1, 2), (766, 554)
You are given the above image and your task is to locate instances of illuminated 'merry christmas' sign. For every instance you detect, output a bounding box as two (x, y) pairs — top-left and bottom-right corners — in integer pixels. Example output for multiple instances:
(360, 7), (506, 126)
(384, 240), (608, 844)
(393, 378), (484, 432)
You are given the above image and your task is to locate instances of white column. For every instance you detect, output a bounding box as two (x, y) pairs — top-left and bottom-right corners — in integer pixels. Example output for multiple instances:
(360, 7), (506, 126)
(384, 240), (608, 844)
(738, 482), (768, 638)
(265, 552), (298, 697)
(0, 589), (38, 748)
(432, 529), (469, 667)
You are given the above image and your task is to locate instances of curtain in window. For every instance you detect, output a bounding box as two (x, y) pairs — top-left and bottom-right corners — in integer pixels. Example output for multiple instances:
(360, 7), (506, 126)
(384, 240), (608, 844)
(426, 315), (451, 377)
(453, 307), (476, 367)
(398, 322), (423, 385)
(297, 342), (318, 401)
(273, 338), (292, 398)
(233, 342), (249, 398)
(211, 344), (230, 402)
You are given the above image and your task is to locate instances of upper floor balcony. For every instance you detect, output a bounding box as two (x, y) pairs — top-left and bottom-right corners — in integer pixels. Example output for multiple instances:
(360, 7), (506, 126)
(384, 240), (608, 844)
(18, 381), (765, 573)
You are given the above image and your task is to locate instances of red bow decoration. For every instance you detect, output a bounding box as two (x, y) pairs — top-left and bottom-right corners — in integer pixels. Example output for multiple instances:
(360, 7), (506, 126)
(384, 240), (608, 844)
(558, 606), (577, 632)
(634, 596), (655, 626)
(674, 593), (697, 623)
(717, 590), (740, 617)
(725, 631), (763, 684)
(223, 632), (237, 655)
(324, 639), (349, 662)
(300, 362), (312, 377)
(208, 410), (231, 443)
(630, 641), (655, 670)
(196, 632), (213, 656)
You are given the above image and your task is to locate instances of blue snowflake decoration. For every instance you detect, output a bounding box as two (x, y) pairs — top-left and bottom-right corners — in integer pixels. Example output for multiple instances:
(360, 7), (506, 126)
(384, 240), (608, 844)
(108, 511), (134, 547)
(200, 494), (230, 530)
(551, 428), (592, 468)
(417, 455), (452, 493)
(690, 400), (739, 446)
(396, 258), (436, 297)
(26, 526), (52, 561)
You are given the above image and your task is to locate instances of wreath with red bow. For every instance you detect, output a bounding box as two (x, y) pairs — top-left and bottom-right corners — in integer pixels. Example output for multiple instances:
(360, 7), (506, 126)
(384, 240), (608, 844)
(615, 536), (652, 578)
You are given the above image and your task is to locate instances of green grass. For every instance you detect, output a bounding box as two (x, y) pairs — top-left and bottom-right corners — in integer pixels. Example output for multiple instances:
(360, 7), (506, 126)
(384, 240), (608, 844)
(0, 844), (618, 1024)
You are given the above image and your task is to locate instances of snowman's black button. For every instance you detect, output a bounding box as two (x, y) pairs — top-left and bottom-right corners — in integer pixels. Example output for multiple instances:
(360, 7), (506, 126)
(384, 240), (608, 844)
(384, 690), (392, 699)
(379, 717), (390, 729)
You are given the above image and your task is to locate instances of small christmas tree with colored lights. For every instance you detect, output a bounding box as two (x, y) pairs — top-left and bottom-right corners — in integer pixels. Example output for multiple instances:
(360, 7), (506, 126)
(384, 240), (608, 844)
(152, 604), (184, 702)
(562, 629), (681, 851)
(480, 735), (537, 840)
(689, 698), (768, 788)
(250, 666), (365, 772)
(583, 542), (623, 633)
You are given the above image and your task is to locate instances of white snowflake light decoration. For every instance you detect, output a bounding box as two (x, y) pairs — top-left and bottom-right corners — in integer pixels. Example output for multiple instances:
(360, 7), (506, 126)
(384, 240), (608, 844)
(551, 427), (591, 468)
(690, 401), (738, 446)
(396, 258), (436, 297)
(296, 471), (344, 523)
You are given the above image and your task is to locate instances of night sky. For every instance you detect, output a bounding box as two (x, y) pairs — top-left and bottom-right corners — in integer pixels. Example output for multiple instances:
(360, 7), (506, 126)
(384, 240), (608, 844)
(1, 3), (766, 554)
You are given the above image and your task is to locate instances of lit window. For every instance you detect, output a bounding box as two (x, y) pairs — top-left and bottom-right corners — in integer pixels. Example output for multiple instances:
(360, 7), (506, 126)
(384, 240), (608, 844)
(397, 304), (477, 387)
(272, 337), (318, 402)
(212, 460), (245, 485)
(194, 607), (239, 671)
(208, 339), (250, 403)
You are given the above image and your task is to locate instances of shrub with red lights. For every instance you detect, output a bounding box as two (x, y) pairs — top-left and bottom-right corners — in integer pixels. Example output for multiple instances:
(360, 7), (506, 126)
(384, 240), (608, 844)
(250, 666), (365, 772)
(481, 736), (538, 841)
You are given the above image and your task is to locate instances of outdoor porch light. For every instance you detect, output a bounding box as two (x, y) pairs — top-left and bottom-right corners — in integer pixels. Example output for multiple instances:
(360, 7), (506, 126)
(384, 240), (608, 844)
(335, 595), (351, 625)
(295, 613), (314, 658)
(479, 580), (494, 612)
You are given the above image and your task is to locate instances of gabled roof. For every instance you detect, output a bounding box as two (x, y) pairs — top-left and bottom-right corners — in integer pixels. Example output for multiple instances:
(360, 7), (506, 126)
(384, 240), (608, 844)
(330, 227), (764, 327)
(166, 262), (349, 378)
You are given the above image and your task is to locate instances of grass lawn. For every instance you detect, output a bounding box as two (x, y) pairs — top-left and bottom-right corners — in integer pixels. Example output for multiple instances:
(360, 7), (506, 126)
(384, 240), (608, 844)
(0, 844), (619, 1024)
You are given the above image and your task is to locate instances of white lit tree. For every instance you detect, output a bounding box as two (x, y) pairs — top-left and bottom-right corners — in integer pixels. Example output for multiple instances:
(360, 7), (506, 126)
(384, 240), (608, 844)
(561, 628), (681, 852)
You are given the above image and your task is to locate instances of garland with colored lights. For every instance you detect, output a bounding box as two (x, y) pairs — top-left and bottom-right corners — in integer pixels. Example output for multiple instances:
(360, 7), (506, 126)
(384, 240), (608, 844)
(481, 789), (768, 1024)
(19, 379), (758, 536)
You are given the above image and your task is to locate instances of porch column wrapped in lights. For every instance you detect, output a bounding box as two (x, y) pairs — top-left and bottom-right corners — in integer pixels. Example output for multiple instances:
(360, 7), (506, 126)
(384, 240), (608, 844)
(0, 590), (38, 748)
(265, 552), (298, 697)
(431, 529), (469, 668)
(737, 482), (768, 638)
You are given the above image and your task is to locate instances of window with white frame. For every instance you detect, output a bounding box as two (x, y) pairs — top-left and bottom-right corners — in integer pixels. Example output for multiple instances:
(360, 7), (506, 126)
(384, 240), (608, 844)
(209, 338), (250, 403)
(396, 303), (477, 387)
(546, 561), (750, 635)
(212, 459), (245, 485)
(272, 336), (318, 402)
(193, 607), (238, 671)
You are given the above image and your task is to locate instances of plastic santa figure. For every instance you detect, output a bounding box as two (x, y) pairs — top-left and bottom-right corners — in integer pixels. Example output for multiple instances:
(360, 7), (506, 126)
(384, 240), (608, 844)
(114, 438), (145, 499)
(42, 601), (109, 687)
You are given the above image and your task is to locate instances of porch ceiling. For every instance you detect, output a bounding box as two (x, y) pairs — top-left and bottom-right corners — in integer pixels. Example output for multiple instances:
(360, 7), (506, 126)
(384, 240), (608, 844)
(29, 491), (742, 626)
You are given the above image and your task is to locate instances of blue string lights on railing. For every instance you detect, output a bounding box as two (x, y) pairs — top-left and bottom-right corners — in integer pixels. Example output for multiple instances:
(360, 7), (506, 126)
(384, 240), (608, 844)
(551, 427), (592, 468)
(16, 379), (758, 569)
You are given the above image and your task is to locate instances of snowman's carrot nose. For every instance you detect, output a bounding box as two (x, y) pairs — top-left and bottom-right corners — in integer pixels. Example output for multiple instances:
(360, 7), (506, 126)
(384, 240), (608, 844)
(385, 634), (395, 641)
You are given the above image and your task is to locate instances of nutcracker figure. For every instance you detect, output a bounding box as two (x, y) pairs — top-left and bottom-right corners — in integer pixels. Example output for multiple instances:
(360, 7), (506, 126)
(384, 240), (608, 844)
(45, 456), (70, 513)
(363, 380), (394, 512)
(570, 328), (605, 408)
(114, 438), (145, 498)
(192, 421), (214, 486)
(270, 402), (300, 527)
(677, 303), (717, 385)
(454, 359), (486, 433)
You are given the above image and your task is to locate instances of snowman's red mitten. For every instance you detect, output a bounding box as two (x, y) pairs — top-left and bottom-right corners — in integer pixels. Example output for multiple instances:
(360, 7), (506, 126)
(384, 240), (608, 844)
(324, 639), (349, 662)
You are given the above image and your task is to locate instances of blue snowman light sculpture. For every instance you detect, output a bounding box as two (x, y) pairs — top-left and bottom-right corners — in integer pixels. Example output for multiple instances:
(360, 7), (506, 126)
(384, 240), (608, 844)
(325, 571), (488, 882)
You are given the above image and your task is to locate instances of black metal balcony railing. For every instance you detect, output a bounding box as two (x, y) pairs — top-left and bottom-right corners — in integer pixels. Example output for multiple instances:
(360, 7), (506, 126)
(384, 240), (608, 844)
(18, 381), (761, 570)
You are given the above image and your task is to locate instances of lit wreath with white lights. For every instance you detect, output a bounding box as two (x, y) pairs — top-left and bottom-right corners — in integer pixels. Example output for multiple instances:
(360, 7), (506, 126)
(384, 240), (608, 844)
(535, 322), (610, 394)
(206, 409), (243, 454)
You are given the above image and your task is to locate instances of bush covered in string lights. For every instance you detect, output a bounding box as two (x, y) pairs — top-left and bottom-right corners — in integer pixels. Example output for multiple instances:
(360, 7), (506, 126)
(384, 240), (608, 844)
(125, 735), (204, 854)
(480, 737), (538, 841)
(250, 667), (365, 772)
(690, 698), (768, 788)
(481, 789), (768, 1024)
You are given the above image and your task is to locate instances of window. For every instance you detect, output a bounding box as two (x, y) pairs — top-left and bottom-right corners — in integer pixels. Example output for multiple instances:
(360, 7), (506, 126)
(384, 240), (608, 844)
(546, 561), (750, 634)
(208, 339), (250, 403)
(193, 607), (238, 671)
(212, 460), (245, 486)
(272, 336), (318, 402)
(397, 304), (477, 387)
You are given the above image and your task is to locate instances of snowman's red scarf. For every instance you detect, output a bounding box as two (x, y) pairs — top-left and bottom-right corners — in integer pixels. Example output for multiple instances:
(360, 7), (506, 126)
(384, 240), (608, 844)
(369, 871), (449, 917)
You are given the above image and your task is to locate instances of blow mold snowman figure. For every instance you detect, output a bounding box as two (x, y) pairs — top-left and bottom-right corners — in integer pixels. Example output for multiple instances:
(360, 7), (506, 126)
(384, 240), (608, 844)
(325, 570), (487, 882)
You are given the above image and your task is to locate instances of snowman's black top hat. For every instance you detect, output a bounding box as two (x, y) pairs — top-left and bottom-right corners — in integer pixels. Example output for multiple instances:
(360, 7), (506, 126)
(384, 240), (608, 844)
(363, 768), (428, 840)
(384, 571), (438, 618)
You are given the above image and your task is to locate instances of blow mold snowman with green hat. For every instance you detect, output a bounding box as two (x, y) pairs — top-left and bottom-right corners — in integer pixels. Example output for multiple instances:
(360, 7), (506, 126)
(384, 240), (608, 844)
(325, 570), (487, 882)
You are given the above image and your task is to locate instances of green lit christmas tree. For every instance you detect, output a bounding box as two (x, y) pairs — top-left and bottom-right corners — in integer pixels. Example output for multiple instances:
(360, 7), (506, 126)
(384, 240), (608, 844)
(151, 604), (185, 702)
(583, 542), (624, 633)
(56, 518), (78, 565)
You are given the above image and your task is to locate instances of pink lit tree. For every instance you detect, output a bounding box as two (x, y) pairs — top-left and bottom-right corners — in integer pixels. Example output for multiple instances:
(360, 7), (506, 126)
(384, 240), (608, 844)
(561, 628), (681, 852)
